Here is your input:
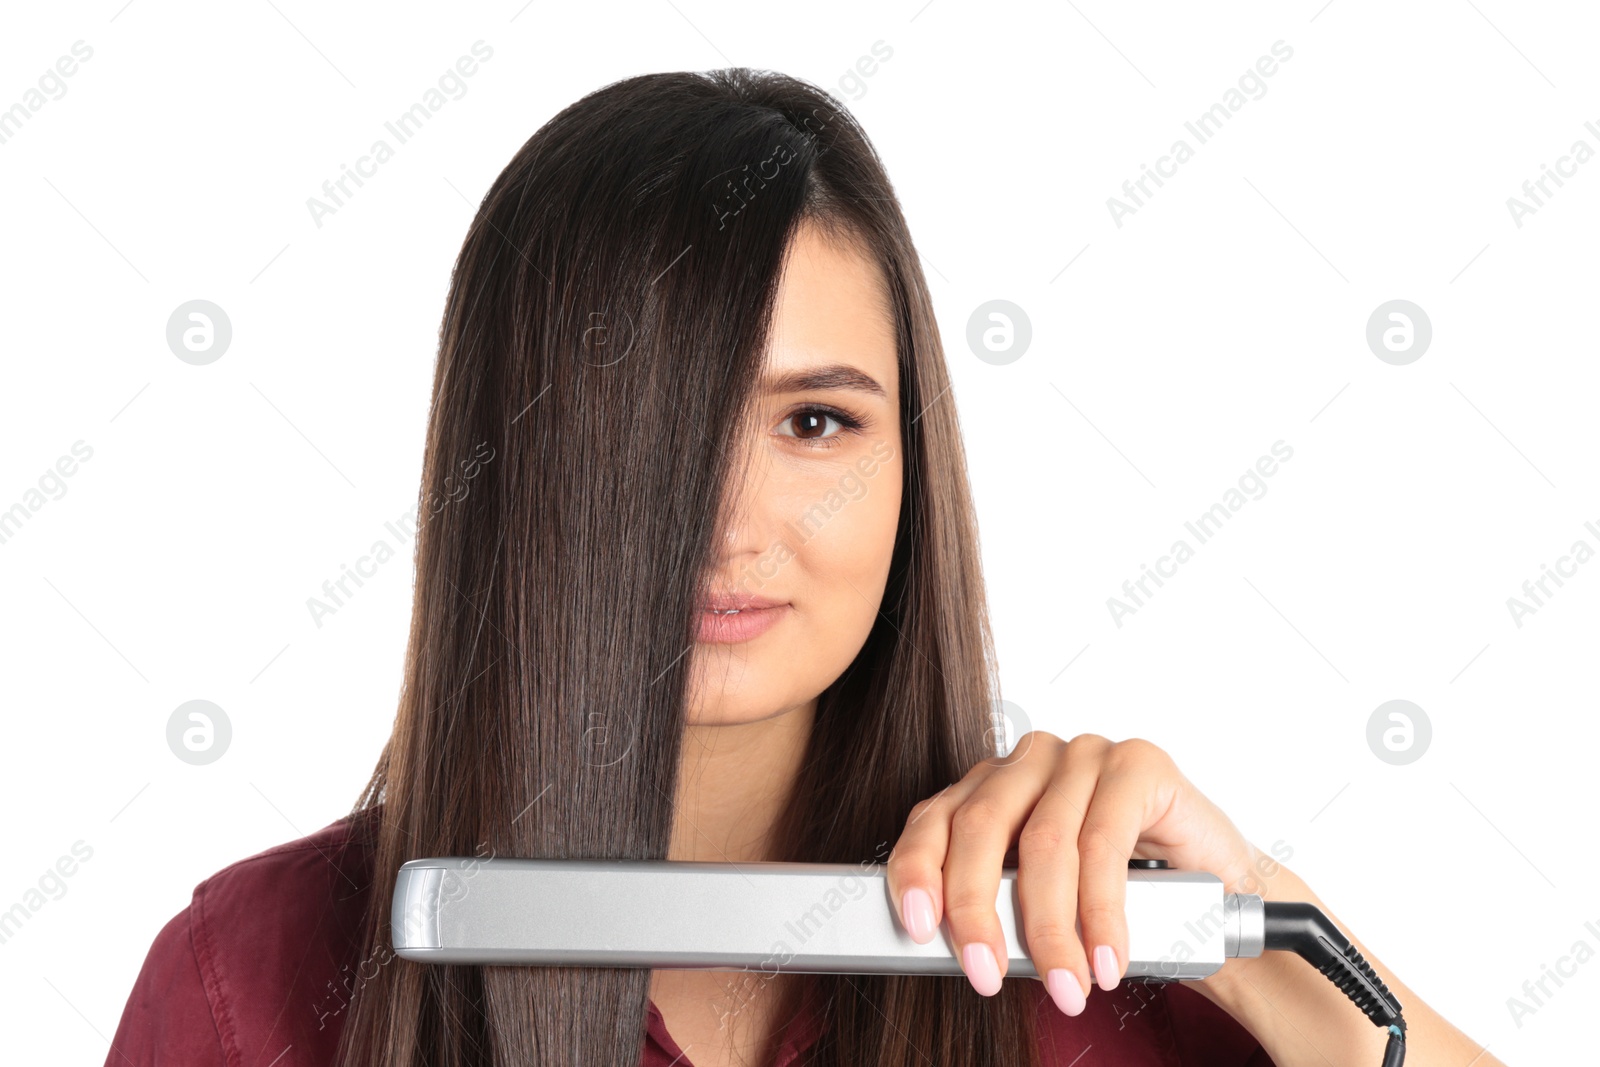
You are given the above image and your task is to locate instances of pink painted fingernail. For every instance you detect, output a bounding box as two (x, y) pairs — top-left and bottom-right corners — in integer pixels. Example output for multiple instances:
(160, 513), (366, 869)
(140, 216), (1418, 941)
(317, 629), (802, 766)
(1045, 968), (1086, 1016)
(961, 942), (1003, 996)
(900, 888), (936, 943)
(1092, 944), (1119, 991)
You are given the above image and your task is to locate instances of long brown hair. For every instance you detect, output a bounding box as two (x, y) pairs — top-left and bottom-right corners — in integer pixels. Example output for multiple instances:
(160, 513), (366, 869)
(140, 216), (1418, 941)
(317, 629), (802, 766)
(334, 67), (1041, 1066)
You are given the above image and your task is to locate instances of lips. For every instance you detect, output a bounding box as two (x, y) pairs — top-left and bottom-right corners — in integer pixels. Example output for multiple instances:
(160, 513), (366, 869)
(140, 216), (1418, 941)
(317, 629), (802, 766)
(695, 592), (790, 644)
(699, 592), (787, 613)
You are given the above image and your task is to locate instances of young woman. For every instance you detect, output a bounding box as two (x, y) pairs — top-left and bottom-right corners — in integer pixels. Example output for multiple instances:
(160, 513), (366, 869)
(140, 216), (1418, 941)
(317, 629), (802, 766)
(106, 69), (1499, 1067)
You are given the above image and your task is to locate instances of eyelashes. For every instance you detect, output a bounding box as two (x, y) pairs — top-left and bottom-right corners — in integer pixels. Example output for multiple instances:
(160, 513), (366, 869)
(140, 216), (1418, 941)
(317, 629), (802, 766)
(775, 404), (869, 449)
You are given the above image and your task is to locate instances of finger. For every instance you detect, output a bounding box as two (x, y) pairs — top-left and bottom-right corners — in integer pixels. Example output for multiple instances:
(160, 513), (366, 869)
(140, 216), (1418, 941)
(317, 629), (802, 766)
(1016, 737), (1106, 1015)
(1076, 738), (1173, 993)
(885, 770), (992, 945)
(943, 735), (1060, 996)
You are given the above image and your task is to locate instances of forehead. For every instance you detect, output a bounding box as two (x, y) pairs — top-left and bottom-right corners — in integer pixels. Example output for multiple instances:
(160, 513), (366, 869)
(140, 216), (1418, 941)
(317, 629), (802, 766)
(762, 221), (898, 398)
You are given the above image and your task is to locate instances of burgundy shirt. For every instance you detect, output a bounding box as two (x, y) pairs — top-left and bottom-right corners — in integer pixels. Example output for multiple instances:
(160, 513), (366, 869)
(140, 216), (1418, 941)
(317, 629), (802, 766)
(105, 812), (1274, 1066)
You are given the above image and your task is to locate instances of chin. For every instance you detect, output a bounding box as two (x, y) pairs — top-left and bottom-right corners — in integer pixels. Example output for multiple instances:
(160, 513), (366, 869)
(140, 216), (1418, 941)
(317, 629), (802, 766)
(684, 680), (813, 727)
(686, 640), (833, 725)
(684, 700), (786, 727)
(686, 711), (770, 727)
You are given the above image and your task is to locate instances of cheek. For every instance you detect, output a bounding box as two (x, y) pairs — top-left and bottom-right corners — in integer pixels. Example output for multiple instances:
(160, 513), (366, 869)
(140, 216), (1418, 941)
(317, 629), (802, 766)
(685, 455), (900, 722)
(748, 496), (893, 714)
(789, 457), (901, 632)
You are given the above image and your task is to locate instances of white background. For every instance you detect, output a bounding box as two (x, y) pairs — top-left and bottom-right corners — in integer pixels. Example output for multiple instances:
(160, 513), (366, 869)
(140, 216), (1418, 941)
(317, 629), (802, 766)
(2, 1), (1594, 1062)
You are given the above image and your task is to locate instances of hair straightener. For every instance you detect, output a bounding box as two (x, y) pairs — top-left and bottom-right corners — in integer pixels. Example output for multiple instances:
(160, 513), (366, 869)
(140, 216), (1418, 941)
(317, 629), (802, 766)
(392, 856), (1406, 1066)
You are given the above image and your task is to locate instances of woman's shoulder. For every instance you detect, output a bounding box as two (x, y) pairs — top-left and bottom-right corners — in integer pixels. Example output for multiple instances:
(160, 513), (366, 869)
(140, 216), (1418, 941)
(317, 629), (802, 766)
(104, 808), (380, 1067)
(188, 806), (378, 925)
(1031, 975), (1276, 1066)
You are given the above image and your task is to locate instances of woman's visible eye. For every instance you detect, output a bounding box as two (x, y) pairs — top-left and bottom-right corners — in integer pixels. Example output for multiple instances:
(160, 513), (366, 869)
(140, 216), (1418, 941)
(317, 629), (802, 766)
(775, 405), (867, 447)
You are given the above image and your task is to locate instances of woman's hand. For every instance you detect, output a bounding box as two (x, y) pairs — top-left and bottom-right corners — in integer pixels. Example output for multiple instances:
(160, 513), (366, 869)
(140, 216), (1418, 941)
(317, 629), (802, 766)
(886, 731), (1264, 1017)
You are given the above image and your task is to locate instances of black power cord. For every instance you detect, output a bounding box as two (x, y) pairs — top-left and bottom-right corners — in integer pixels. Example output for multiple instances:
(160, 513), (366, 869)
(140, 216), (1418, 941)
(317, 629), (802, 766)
(1262, 901), (1407, 1067)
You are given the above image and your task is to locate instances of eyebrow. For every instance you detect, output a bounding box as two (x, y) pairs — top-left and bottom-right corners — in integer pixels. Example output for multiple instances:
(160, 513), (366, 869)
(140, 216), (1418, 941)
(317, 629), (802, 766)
(761, 363), (888, 399)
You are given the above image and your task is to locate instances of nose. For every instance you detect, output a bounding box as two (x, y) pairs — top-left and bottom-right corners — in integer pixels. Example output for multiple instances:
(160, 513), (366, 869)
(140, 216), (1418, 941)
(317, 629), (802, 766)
(710, 439), (778, 570)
